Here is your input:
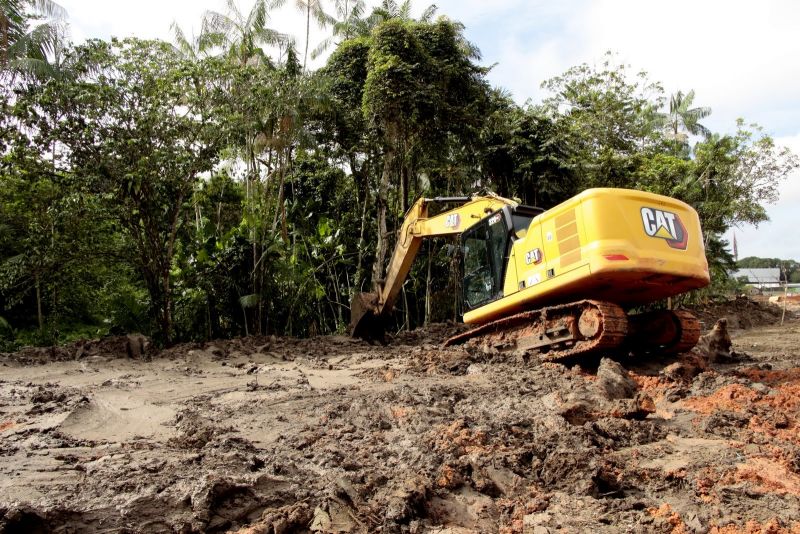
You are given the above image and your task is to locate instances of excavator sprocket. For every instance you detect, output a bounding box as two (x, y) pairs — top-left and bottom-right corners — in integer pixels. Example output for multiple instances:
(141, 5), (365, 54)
(444, 300), (629, 362)
(625, 309), (701, 354)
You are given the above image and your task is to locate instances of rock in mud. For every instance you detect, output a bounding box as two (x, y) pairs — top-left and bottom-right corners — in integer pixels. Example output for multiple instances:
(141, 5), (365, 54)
(695, 318), (732, 362)
(385, 476), (429, 523)
(596, 358), (638, 400)
(126, 333), (150, 359)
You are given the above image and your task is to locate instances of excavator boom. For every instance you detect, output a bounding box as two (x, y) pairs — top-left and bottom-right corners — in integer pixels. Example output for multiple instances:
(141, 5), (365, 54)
(349, 193), (519, 337)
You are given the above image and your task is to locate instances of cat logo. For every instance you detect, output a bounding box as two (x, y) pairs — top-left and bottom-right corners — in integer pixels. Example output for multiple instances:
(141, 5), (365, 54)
(640, 207), (688, 250)
(525, 248), (542, 265)
(444, 213), (460, 229)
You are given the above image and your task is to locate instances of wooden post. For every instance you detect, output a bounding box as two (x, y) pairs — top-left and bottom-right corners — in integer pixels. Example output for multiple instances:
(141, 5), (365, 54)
(781, 265), (788, 326)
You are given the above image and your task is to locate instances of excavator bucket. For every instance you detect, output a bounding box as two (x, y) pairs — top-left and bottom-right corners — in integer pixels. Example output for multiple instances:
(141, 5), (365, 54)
(349, 292), (385, 341)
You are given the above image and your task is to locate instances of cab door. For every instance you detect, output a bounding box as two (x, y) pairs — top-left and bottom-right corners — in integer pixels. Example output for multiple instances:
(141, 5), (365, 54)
(461, 211), (510, 311)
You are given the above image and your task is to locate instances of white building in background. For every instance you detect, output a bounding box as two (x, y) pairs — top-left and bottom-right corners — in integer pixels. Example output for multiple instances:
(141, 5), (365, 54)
(731, 268), (782, 289)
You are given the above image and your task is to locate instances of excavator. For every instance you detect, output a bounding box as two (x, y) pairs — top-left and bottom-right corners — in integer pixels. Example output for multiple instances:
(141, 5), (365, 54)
(350, 188), (711, 361)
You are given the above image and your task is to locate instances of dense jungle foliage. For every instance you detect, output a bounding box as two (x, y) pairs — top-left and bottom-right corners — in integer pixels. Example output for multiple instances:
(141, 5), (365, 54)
(1, 0), (798, 347)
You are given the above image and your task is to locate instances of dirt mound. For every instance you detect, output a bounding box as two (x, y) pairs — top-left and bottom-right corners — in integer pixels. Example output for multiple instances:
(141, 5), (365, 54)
(0, 334), (150, 364)
(689, 296), (786, 330)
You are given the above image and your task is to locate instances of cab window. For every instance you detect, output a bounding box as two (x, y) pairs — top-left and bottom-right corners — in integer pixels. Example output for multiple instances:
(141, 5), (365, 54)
(462, 212), (509, 310)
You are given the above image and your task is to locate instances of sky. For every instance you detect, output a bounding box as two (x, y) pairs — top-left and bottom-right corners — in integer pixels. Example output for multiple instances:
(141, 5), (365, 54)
(60, 0), (800, 260)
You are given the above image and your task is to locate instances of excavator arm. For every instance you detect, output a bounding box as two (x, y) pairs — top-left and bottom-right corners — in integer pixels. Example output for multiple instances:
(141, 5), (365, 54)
(350, 193), (517, 338)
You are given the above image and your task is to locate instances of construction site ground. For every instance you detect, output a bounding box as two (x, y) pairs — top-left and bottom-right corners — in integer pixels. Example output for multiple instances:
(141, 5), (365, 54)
(1, 298), (799, 533)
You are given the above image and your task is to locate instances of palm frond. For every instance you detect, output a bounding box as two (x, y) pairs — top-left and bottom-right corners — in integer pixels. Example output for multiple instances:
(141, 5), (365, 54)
(224, 0), (244, 25)
(399, 0), (411, 19)
(29, 0), (67, 20)
(310, 34), (334, 59)
(255, 26), (289, 47)
(170, 21), (198, 59)
(419, 3), (437, 22)
(380, 0), (399, 18)
(197, 29), (225, 53)
(687, 122), (712, 139)
(6, 54), (55, 78)
(247, 0), (268, 34)
(201, 10), (237, 41)
(313, 6), (335, 28)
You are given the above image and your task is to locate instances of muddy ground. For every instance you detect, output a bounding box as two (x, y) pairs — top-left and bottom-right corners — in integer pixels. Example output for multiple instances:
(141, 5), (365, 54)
(1, 300), (799, 533)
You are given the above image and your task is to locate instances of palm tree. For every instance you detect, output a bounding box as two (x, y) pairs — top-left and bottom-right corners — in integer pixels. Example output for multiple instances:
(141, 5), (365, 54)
(272, 0), (333, 71)
(311, 0), (438, 60)
(310, 0), (367, 60)
(200, 0), (287, 66)
(0, 0), (67, 78)
(371, 0), (437, 24)
(170, 22), (207, 61)
(666, 89), (711, 142)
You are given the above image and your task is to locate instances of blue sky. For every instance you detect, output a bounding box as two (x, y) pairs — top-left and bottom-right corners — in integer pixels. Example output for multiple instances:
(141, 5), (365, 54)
(61, 0), (800, 260)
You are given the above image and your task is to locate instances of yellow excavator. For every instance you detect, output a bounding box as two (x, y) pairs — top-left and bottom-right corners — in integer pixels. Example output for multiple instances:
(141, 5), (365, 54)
(350, 188), (711, 360)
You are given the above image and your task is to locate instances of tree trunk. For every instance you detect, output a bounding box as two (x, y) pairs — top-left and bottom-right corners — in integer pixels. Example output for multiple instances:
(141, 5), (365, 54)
(371, 147), (393, 292)
(425, 245), (432, 326)
(161, 267), (172, 344)
(35, 274), (43, 331)
(355, 183), (370, 290)
(271, 150), (287, 234)
(304, 3), (310, 71)
(402, 284), (410, 331)
(207, 292), (219, 339)
(0, 15), (8, 69)
(400, 157), (409, 213)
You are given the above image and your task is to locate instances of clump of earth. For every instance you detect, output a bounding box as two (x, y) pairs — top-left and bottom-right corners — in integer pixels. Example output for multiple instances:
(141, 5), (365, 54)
(0, 299), (798, 533)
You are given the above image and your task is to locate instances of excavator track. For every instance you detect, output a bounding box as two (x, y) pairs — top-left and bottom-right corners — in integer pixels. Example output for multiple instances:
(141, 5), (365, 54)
(444, 300), (629, 362)
(625, 309), (701, 354)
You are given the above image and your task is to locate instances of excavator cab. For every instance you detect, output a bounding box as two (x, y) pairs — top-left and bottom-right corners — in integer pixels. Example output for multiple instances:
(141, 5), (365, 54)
(462, 209), (511, 310)
(461, 205), (542, 311)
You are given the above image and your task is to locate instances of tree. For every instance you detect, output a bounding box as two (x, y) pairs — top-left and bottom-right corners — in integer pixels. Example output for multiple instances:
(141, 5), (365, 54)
(317, 15), (490, 326)
(311, 0), (366, 59)
(666, 89), (711, 142)
(0, 0), (66, 79)
(360, 18), (489, 298)
(1, 78), (130, 341)
(371, 0), (437, 24)
(199, 0), (286, 66)
(540, 55), (666, 189)
(480, 94), (575, 207)
(48, 39), (226, 343)
(273, 0), (333, 70)
(689, 121), (798, 236)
